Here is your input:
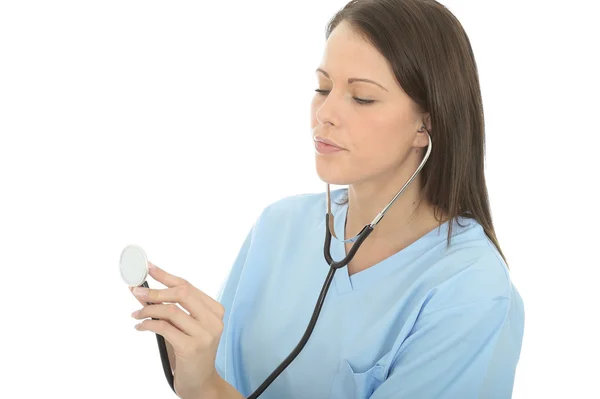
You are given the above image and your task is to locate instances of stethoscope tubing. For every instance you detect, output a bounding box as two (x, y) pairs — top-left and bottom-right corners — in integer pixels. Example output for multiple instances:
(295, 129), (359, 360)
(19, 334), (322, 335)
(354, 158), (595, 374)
(142, 280), (176, 392)
(151, 131), (432, 398)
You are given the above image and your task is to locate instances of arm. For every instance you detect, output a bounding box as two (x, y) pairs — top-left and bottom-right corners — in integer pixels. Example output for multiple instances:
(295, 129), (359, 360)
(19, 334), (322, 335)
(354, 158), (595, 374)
(158, 221), (256, 395)
(199, 373), (246, 399)
(369, 297), (524, 399)
(165, 226), (249, 375)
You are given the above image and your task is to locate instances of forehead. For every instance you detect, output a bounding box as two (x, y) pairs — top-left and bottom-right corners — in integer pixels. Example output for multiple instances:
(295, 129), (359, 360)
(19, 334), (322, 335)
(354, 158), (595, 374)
(319, 21), (392, 80)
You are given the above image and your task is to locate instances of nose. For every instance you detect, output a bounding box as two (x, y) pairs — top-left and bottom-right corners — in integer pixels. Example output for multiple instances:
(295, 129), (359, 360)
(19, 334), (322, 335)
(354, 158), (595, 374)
(314, 91), (340, 127)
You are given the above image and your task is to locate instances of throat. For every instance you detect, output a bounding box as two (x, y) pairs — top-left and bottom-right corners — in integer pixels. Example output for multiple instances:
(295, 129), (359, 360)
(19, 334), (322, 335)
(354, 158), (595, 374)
(344, 239), (409, 277)
(343, 210), (445, 277)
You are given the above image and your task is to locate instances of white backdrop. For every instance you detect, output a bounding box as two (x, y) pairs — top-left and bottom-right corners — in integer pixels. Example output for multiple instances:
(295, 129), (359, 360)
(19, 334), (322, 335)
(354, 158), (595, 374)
(1, 1), (598, 398)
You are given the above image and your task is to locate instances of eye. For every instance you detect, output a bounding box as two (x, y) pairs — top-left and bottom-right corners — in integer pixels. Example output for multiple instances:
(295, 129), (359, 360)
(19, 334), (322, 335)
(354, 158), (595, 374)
(314, 89), (375, 105)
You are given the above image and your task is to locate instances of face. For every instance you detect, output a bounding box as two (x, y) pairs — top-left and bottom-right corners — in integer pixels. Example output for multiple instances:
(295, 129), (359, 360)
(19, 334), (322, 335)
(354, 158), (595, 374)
(310, 20), (429, 186)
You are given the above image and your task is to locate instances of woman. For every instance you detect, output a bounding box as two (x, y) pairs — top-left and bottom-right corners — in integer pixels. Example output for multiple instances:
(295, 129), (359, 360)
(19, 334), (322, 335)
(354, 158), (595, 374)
(129, 1), (525, 398)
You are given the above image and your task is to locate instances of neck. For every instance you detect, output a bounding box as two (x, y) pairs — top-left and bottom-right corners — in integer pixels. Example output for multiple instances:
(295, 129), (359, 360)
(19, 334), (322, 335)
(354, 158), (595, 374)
(344, 168), (436, 243)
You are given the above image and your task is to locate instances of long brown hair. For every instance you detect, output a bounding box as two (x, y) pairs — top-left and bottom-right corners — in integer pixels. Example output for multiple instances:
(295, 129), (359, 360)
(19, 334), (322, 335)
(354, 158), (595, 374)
(326, 0), (508, 266)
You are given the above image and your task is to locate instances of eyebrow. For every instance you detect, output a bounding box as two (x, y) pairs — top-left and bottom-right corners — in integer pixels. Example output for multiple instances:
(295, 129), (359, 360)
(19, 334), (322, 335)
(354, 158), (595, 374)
(315, 68), (388, 92)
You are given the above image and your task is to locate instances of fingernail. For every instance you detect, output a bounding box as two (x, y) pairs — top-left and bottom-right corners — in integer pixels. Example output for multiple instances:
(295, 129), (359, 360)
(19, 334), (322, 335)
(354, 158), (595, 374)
(133, 287), (148, 297)
(148, 262), (155, 270)
(134, 322), (142, 330)
(131, 310), (140, 318)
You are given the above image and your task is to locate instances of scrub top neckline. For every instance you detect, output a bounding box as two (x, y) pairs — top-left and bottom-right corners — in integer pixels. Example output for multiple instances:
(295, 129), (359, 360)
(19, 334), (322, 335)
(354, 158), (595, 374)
(329, 193), (453, 295)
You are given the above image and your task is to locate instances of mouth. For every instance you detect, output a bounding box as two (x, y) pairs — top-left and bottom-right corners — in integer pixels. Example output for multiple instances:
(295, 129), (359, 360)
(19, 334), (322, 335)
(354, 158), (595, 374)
(313, 136), (345, 154)
(313, 136), (344, 149)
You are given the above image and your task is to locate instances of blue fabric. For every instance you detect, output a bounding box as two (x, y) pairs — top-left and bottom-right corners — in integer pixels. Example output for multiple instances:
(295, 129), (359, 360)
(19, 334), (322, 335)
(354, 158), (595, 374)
(215, 189), (524, 398)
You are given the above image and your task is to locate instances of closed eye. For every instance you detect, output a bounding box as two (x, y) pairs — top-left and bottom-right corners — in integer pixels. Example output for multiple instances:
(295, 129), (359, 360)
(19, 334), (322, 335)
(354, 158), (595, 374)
(314, 89), (375, 105)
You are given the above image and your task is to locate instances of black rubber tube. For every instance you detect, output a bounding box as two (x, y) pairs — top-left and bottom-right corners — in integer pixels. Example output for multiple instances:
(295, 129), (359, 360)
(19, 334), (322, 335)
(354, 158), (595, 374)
(142, 280), (176, 393)
(147, 213), (374, 398)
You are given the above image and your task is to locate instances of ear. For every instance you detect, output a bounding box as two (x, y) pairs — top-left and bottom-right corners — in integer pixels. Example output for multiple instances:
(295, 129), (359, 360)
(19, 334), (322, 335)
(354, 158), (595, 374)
(422, 113), (432, 132)
(412, 113), (431, 148)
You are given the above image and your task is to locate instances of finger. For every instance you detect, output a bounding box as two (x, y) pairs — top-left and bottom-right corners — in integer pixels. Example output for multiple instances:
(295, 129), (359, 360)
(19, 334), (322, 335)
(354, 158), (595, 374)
(129, 285), (160, 307)
(186, 284), (226, 321)
(129, 286), (147, 306)
(147, 262), (225, 319)
(133, 303), (203, 336)
(147, 262), (186, 288)
(148, 268), (225, 319)
(133, 285), (222, 328)
(134, 318), (192, 352)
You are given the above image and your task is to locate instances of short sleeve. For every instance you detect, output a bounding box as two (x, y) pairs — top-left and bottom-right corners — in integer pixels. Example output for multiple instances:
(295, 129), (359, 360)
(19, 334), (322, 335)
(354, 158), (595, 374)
(370, 297), (523, 399)
(215, 226), (254, 307)
(214, 223), (256, 379)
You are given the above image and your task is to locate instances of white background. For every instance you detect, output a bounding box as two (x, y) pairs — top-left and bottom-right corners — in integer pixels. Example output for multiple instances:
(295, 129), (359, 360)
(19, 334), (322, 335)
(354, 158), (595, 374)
(1, 1), (598, 398)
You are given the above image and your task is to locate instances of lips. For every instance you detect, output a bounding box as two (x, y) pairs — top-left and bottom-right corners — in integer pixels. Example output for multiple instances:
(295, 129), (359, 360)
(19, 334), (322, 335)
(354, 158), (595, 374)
(313, 136), (344, 149)
(314, 136), (345, 155)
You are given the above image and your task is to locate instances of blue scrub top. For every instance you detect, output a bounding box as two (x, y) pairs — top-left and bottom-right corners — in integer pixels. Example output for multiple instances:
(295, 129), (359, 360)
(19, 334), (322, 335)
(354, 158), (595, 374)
(215, 189), (525, 399)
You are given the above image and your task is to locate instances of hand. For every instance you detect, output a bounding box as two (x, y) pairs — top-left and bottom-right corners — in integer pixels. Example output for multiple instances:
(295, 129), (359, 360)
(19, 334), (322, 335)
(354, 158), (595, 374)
(129, 262), (225, 399)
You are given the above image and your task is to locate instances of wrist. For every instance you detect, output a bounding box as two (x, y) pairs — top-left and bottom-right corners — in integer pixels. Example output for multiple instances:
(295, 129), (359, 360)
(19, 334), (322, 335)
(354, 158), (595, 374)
(198, 371), (244, 399)
(197, 371), (222, 399)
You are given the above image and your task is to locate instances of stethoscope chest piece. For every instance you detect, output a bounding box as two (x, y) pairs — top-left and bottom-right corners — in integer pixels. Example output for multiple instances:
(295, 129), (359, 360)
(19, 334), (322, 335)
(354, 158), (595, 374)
(119, 244), (175, 392)
(119, 244), (149, 287)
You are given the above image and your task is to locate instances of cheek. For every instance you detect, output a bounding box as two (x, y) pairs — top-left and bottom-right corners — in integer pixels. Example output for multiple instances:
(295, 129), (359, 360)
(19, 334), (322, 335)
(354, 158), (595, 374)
(354, 121), (396, 155)
(352, 122), (411, 167)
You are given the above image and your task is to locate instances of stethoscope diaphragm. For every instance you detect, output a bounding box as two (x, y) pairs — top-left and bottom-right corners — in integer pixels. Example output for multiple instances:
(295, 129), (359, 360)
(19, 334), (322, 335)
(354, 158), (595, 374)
(119, 244), (149, 287)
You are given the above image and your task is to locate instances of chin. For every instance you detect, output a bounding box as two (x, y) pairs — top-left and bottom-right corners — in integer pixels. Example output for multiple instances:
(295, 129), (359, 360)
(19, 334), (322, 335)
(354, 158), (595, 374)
(314, 157), (352, 185)
(317, 175), (350, 185)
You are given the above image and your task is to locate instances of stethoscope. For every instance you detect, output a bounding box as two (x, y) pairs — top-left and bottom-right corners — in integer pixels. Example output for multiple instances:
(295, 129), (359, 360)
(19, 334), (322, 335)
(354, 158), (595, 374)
(120, 130), (431, 398)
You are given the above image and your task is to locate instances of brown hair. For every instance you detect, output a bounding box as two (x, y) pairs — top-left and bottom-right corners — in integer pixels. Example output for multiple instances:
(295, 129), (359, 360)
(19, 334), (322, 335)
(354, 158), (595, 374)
(326, 0), (508, 266)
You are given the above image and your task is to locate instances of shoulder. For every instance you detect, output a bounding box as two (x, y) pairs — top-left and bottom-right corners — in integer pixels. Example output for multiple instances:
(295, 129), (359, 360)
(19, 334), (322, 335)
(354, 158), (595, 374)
(263, 191), (323, 216)
(256, 188), (345, 226)
(420, 217), (523, 316)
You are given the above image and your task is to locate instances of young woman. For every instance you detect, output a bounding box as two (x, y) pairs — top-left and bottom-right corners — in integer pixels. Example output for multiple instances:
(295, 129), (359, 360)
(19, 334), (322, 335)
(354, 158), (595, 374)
(129, 1), (525, 398)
